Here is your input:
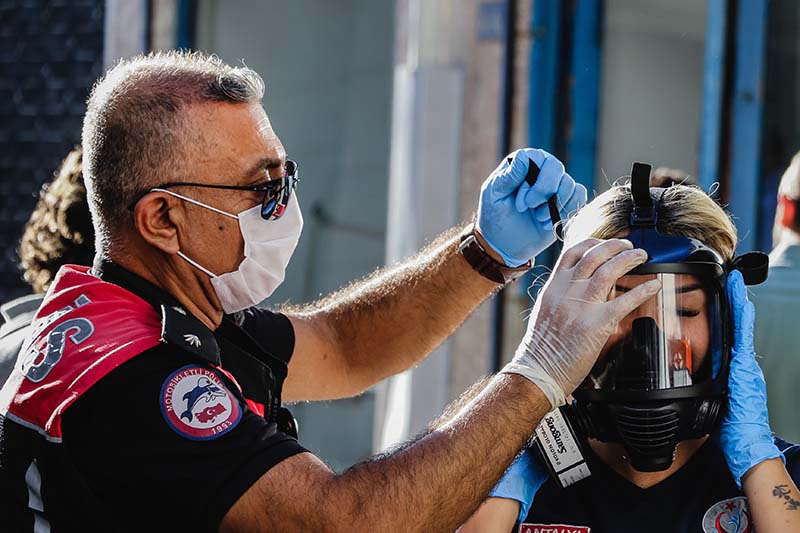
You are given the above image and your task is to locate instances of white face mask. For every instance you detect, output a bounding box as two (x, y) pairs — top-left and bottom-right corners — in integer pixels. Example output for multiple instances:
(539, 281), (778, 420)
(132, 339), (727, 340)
(155, 189), (304, 313)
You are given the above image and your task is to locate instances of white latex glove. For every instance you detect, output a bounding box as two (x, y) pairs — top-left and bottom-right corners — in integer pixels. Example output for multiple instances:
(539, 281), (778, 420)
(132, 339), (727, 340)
(502, 238), (661, 408)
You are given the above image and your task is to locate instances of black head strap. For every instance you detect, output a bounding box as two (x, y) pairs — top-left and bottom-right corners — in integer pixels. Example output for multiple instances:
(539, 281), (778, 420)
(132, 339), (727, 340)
(629, 162), (656, 228)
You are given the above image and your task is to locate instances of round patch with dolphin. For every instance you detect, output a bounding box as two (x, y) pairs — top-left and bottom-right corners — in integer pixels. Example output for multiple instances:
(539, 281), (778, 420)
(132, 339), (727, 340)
(160, 365), (242, 440)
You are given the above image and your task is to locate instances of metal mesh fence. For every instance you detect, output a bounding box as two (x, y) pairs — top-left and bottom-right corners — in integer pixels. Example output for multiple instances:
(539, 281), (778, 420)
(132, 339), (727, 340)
(0, 0), (104, 303)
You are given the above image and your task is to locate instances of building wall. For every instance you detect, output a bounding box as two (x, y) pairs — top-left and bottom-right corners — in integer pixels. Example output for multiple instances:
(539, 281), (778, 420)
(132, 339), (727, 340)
(450, 0), (530, 399)
(595, 0), (707, 190)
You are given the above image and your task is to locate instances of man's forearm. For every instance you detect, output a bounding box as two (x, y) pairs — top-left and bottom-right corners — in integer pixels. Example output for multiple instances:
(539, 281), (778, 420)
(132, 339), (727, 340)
(286, 222), (501, 396)
(320, 374), (548, 531)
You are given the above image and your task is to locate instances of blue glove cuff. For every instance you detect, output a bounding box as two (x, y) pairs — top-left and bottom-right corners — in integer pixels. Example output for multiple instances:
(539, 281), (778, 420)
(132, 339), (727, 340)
(729, 439), (784, 488)
(480, 230), (531, 268)
(488, 450), (547, 522)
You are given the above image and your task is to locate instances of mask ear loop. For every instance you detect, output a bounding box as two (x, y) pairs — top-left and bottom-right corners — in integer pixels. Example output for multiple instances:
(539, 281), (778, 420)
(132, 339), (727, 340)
(177, 251), (218, 278)
(149, 188), (235, 278)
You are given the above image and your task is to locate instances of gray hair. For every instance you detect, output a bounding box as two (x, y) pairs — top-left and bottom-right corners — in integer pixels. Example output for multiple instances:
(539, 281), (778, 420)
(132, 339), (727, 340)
(81, 50), (265, 253)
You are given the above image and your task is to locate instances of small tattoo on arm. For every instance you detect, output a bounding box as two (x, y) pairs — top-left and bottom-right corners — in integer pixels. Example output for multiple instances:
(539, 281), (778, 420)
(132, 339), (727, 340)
(772, 484), (800, 510)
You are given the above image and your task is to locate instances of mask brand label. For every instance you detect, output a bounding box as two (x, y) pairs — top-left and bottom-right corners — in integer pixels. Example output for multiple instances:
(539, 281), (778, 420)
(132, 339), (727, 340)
(557, 462), (592, 487)
(545, 415), (568, 453)
(518, 524), (590, 533)
(534, 408), (591, 488)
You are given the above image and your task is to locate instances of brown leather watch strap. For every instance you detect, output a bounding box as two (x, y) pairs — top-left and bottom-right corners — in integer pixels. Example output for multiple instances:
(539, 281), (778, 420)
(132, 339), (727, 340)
(458, 224), (531, 284)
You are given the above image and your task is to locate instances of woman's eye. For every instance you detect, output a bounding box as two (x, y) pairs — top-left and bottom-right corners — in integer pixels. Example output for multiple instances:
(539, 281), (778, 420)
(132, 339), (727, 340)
(678, 309), (701, 318)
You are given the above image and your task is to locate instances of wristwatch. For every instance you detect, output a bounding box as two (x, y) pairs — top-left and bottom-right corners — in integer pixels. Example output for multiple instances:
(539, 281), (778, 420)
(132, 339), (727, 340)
(458, 224), (531, 284)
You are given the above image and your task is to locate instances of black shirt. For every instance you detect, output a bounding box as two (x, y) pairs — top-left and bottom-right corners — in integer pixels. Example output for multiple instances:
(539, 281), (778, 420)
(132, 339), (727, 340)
(521, 438), (800, 533)
(0, 262), (307, 531)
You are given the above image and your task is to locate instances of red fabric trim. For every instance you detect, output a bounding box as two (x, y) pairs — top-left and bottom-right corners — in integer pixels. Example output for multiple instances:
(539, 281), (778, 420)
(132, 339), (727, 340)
(779, 194), (798, 229)
(214, 365), (262, 416)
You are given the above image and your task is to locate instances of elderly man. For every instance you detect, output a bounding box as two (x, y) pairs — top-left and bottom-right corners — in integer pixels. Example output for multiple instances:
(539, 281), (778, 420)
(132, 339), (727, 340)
(751, 150), (800, 442)
(0, 51), (656, 532)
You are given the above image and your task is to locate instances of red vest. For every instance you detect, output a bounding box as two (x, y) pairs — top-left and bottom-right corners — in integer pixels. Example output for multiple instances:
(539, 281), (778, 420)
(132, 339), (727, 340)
(0, 265), (162, 441)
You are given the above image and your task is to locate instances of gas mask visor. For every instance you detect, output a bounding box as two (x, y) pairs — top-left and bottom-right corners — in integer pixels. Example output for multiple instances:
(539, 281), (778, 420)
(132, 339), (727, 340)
(583, 253), (726, 399)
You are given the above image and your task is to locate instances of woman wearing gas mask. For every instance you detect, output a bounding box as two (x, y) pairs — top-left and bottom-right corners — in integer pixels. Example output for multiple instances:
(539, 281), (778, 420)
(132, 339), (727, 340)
(459, 163), (800, 533)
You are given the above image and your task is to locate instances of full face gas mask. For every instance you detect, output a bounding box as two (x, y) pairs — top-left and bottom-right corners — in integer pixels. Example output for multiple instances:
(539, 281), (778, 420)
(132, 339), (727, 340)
(533, 162), (770, 487)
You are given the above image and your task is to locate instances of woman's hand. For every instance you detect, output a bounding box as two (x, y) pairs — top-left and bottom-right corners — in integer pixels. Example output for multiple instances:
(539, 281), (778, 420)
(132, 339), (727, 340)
(721, 270), (800, 531)
(719, 270), (783, 486)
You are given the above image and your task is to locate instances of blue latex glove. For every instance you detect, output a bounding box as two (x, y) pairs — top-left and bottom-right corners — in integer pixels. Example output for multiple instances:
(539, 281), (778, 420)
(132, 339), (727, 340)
(476, 148), (588, 267)
(489, 447), (548, 523)
(719, 270), (783, 487)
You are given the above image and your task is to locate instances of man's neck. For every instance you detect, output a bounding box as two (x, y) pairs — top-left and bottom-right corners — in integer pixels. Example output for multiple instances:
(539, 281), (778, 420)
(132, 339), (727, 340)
(105, 250), (224, 330)
(588, 436), (709, 489)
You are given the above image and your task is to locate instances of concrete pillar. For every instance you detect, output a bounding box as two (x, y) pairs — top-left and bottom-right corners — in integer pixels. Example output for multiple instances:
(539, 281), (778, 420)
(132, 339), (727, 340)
(103, 0), (148, 67)
(374, 0), (469, 452)
(374, 0), (522, 451)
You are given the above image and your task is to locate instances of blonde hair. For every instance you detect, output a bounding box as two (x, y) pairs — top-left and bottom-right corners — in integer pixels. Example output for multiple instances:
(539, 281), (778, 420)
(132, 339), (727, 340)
(564, 182), (738, 263)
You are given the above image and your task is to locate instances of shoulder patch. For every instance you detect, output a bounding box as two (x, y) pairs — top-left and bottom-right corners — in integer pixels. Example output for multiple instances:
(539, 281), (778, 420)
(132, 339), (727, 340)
(701, 496), (751, 533)
(160, 365), (242, 440)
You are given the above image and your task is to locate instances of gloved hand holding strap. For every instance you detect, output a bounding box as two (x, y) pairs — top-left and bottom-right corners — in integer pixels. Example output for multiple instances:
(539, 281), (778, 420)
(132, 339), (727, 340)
(719, 270), (784, 488)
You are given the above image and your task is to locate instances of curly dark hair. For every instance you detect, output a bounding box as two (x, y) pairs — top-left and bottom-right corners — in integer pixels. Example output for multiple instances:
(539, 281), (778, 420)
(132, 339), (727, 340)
(18, 147), (95, 294)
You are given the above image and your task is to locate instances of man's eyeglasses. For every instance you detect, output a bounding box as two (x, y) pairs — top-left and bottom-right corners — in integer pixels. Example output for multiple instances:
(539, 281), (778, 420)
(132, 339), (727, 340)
(130, 160), (299, 220)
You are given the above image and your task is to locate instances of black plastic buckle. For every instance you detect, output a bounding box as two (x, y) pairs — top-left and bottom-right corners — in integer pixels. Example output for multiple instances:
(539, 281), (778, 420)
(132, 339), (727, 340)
(629, 161), (657, 228)
(277, 406), (299, 439)
(731, 251), (770, 285)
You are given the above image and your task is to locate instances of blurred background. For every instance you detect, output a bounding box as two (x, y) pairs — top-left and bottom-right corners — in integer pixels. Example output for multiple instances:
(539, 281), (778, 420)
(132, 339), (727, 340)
(1, 0), (796, 471)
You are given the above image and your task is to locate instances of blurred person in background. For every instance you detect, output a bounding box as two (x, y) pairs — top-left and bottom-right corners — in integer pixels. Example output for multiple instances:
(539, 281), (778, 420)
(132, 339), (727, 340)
(0, 51), (683, 533)
(459, 172), (800, 533)
(0, 147), (94, 385)
(751, 149), (800, 443)
(650, 165), (697, 188)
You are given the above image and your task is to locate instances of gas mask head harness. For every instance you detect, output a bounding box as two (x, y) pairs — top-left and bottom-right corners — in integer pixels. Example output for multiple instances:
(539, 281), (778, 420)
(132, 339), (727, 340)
(533, 162), (769, 486)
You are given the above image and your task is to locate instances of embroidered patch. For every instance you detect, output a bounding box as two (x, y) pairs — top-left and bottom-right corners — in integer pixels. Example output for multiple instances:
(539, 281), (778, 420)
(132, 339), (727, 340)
(160, 365), (242, 440)
(518, 524), (590, 533)
(701, 496), (752, 533)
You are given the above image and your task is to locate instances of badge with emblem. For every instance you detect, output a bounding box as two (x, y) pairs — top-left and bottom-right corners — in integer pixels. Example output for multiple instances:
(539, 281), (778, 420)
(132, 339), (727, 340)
(160, 365), (242, 440)
(701, 496), (752, 533)
(518, 524), (590, 533)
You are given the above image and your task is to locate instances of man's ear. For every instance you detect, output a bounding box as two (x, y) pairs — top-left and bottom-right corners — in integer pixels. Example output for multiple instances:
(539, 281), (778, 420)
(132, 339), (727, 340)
(133, 192), (181, 254)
